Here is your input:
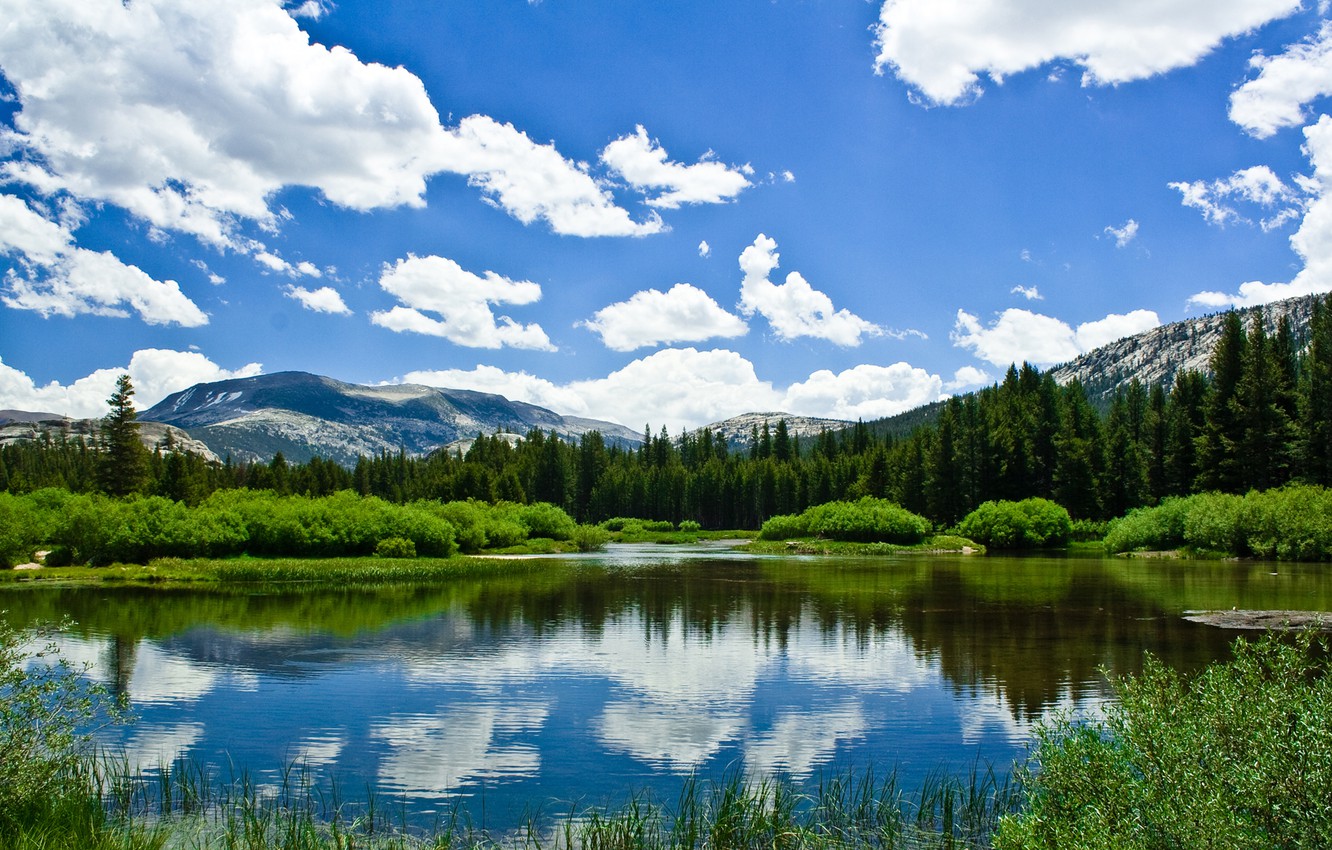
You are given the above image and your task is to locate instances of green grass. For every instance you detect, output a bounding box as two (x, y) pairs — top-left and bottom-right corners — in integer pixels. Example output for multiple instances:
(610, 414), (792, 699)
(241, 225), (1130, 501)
(0, 554), (534, 587)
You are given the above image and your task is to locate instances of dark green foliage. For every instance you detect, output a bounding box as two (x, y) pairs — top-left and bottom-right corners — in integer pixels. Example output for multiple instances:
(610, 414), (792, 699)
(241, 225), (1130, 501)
(956, 498), (1072, 549)
(96, 374), (149, 497)
(996, 632), (1332, 850)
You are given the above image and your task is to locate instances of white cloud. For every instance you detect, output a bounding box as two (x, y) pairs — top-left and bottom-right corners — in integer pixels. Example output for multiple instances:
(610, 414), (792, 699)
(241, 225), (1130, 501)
(443, 115), (664, 237)
(873, 0), (1302, 106)
(0, 194), (208, 326)
(285, 284), (350, 314)
(370, 254), (554, 350)
(0, 0), (662, 246)
(737, 234), (882, 346)
(945, 365), (992, 391)
(405, 348), (783, 433)
(952, 307), (1160, 367)
(600, 125), (751, 209)
(1230, 21), (1332, 138)
(0, 349), (263, 419)
(1187, 115), (1332, 308)
(402, 347), (969, 432)
(1170, 166), (1303, 231)
(1010, 285), (1042, 300)
(698, 240), (711, 258)
(1074, 309), (1161, 350)
(782, 363), (945, 421)
(1104, 219), (1139, 247)
(579, 283), (748, 351)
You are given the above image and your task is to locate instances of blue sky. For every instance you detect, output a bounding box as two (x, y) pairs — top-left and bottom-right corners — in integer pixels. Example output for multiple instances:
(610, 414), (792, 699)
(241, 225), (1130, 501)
(2, 0), (1331, 433)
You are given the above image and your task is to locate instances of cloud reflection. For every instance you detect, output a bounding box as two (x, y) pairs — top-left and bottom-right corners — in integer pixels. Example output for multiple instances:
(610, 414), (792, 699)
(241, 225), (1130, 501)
(371, 703), (549, 796)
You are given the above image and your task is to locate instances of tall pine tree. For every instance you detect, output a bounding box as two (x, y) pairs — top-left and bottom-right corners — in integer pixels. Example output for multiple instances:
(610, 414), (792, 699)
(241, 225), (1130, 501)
(97, 374), (149, 497)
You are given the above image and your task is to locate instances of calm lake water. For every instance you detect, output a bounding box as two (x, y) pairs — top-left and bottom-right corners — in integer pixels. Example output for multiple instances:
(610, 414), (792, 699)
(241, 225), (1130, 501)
(5, 543), (1331, 830)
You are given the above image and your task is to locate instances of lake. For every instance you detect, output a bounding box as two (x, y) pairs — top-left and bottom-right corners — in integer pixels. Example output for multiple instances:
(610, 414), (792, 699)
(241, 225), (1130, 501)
(4, 542), (1330, 831)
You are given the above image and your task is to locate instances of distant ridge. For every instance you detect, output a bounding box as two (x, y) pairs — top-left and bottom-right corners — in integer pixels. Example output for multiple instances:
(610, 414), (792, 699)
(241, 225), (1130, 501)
(1048, 293), (1323, 400)
(139, 371), (642, 465)
(702, 412), (854, 449)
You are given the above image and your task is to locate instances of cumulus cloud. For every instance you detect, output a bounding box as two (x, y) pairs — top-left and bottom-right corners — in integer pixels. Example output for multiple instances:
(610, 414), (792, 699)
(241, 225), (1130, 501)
(600, 126), (752, 209)
(405, 348), (784, 434)
(402, 347), (966, 433)
(1230, 21), (1332, 138)
(698, 241), (711, 258)
(945, 365), (992, 392)
(1104, 219), (1139, 247)
(737, 234), (882, 346)
(1010, 285), (1042, 300)
(952, 307), (1160, 367)
(371, 254), (554, 350)
(0, 0), (663, 247)
(580, 283), (748, 351)
(873, 0), (1302, 106)
(0, 194), (208, 325)
(285, 284), (350, 314)
(783, 363), (946, 421)
(0, 349), (263, 419)
(1170, 166), (1303, 231)
(1187, 115), (1332, 308)
(443, 116), (664, 237)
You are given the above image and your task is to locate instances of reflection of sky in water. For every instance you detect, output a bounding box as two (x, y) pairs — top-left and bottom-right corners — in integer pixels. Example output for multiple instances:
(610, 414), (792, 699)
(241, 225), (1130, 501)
(44, 564), (1126, 829)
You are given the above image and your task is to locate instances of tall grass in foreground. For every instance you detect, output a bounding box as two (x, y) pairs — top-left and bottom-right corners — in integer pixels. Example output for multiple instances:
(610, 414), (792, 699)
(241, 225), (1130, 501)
(15, 759), (1017, 850)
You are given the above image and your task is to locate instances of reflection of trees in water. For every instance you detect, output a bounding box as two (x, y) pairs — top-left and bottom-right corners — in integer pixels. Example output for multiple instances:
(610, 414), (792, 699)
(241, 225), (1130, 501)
(0, 555), (1269, 727)
(893, 561), (1238, 722)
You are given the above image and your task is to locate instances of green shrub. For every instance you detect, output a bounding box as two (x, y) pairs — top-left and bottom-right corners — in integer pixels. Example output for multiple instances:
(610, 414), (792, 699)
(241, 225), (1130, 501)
(374, 537), (417, 558)
(760, 498), (930, 544)
(516, 502), (577, 540)
(679, 520), (702, 533)
(572, 524), (612, 551)
(1104, 497), (1190, 553)
(957, 498), (1071, 548)
(1182, 491), (1246, 554)
(1, 620), (123, 830)
(641, 520), (675, 532)
(758, 513), (809, 541)
(997, 631), (1332, 849)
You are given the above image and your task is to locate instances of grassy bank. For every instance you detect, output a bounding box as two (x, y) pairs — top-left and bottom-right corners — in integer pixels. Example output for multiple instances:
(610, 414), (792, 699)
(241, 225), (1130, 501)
(0, 554), (529, 587)
(745, 535), (981, 556)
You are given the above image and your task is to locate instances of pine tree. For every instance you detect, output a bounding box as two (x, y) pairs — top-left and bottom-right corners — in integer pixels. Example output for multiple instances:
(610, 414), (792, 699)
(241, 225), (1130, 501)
(1301, 294), (1332, 485)
(1196, 311), (1246, 492)
(97, 374), (149, 497)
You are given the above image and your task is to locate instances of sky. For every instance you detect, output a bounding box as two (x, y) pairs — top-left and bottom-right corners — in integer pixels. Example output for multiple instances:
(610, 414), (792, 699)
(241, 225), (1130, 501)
(2, 0), (1332, 434)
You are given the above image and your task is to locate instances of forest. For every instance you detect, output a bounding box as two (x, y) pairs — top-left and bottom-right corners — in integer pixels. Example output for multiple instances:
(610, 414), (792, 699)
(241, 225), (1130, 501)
(3, 297), (1331, 532)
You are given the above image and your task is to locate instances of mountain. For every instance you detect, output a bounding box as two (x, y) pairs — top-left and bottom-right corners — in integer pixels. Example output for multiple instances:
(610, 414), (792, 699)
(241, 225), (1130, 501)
(0, 413), (220, 461)
(139, 371), (642, 465)
(1048, 293), (1323, 401)
(703, 412), (853, 449)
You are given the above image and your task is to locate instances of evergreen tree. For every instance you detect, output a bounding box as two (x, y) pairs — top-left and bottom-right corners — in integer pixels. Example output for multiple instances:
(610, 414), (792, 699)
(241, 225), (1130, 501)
(1163, 370), (1207, 497)
(96, 374), (149, 497)
(1196, 311), (1246, 492)
(1301, 294), (1332, 485)
(1235, 314), (1297, 490)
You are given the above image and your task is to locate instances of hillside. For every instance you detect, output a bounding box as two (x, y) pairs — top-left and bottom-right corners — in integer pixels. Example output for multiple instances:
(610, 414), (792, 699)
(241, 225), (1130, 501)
(703, 411), (853, 449)
(1048, 294), (1322, 400)
(139, 371), (642, 465)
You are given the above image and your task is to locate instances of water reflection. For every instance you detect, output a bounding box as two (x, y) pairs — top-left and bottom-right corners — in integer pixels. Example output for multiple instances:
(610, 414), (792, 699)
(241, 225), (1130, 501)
(6, 546), (1329, 828)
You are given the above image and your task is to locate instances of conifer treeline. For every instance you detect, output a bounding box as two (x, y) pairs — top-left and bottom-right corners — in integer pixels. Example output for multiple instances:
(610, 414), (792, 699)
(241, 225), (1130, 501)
(4, 297), (1331, 528)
